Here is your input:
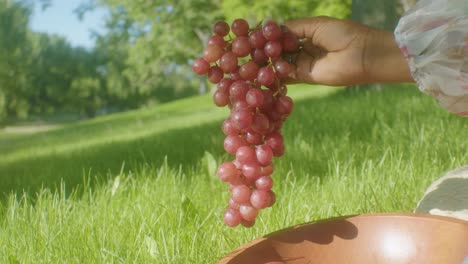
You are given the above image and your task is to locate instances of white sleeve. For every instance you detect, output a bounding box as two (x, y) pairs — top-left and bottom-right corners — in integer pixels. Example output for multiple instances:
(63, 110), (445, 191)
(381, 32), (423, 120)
(394, 0), (468, 116)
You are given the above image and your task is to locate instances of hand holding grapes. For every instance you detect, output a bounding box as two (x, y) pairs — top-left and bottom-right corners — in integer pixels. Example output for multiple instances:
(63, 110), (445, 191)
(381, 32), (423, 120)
(192, 17), (416, 228)
(284, 17), (414, 86)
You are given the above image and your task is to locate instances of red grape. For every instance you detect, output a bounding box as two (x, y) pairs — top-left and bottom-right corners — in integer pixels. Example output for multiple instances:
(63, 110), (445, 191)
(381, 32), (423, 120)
(249, 29), (268, 49)
(251, 113), (270, 134)
(265, 132), (284, 150)
(262, 163), (274, 176)
(208, 66), (223, 84)
(235, 146), (256, 164)
(192, 58), (210, 75)
(267, 109), (282, 122)
(241, 219), (255, 228)
(213, 90), (230, 107)
(232, 36), (251, 57)
(272, 144), (285, 157)
(256, 145), (273, 166)
(245, 89), (264, 108)
(260, 89), (275, 112)
(224, 135), (247, 154)
(214, 21), (230, 36)
(267, 191), (276, 207)
(250, 189), (270, 209)
(231, 19), (249, 36)
(232, 159), (242, 169)
(229, 80), (250, 101)
(239, 61), (259, 81)
(231, 108), (254, 130)
(255, 176), (273, 191)
(219, 52), (238, 73)
(231, 185), (251, 204)
(203, 45), (224, 63)
(246, 131), (263, 145)
(242, 163), (261, 180)
(281, 31), (299, 52)
(257, 66), (275, 86)
(239, 205), (258, 221)
(217, 161), (240, 182)
(262, 21), (282, 41)
(222, 118), (240, 136)
(274, 59), (292, 78)
(224, 208), (242, 227)
(217, 78), (234, 93)
(251, 49), (269, 66)
(275, 96), (294, 115)
(208, 35), (227, 48)
(232, 101), (250, 111)
(264, 40), (282, 58)
(270, 120), (284, 132)
(230, 70), (241, 81)
(228, 197), (239, 209)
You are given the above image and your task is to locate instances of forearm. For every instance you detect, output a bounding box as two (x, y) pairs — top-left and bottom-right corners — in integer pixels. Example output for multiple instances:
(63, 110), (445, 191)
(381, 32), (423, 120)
(364, 30), (414, 84)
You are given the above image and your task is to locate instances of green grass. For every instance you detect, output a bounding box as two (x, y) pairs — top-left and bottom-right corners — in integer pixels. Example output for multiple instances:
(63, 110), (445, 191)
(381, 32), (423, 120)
(0, 84), (466, 263)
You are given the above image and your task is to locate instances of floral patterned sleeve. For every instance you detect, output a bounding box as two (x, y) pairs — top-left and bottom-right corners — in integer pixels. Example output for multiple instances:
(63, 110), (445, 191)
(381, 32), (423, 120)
(394, 0), (468, 116)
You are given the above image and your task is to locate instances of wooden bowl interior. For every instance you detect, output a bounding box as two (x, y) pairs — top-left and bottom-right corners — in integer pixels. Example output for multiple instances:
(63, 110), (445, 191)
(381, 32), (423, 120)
(219, 214), (468, 264)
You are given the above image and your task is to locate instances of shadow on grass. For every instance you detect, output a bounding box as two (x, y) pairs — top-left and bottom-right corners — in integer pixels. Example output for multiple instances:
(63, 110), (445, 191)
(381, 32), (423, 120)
(0, 94), (217, 157)
(0, 86), (456, 198)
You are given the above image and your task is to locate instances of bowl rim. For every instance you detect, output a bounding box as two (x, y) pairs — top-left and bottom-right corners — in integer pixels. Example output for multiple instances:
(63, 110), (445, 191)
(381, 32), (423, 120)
(218, 212), (468, 264)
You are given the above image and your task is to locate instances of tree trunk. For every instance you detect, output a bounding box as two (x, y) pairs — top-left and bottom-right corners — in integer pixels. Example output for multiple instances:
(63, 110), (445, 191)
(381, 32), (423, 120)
(199, 75), (208, 94)
(351, 0), (404, 91)
(399, 0), (418, 11)
(351, 0), (403, 30)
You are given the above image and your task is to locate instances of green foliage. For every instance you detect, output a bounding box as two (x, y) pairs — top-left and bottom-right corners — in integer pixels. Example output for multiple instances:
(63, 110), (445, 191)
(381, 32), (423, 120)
(0, 0), (32, 118)
(222, 0), (351, 24)
(0, 0), (109, 120)
(91, 0), (224, 97)
(88, 0), (351, 103)
(315, 0), (352, 19)
(351, 0), (404, 30)
(0, 0), (353, 122)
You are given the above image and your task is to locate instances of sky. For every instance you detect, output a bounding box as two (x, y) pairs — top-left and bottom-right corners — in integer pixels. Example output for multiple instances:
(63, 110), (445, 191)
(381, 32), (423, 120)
(30, 1), (107, 48)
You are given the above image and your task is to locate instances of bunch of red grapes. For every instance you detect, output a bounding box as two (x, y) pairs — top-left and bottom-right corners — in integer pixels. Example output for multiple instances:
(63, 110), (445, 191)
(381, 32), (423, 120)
(192, 18), (299, 227)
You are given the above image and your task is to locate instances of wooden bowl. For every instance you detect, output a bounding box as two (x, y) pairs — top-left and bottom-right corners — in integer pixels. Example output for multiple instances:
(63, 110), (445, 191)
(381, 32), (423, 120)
(219, 213), (468, 264)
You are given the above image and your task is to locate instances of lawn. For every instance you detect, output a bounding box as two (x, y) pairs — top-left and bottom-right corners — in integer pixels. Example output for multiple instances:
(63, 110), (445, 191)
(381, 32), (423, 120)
(0, 84), (466, 263)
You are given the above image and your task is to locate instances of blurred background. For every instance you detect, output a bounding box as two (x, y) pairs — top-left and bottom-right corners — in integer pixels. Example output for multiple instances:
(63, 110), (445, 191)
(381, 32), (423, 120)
(0, 0), (415, 126)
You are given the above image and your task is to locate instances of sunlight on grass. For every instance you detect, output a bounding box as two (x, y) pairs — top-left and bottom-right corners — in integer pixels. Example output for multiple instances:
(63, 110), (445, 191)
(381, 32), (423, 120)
(0, 85), (338, 166)
(0, 84), (466, 263)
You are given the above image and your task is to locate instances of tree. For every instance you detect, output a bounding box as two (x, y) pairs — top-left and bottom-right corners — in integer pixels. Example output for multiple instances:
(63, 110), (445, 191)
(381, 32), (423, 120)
(222, 0), (351, 24)
(88, 0), (350, 98)
(81, 0), (224, 96)
(0, 0), (111, 121)
(0, 0), (354, 123)
(351, 0), (404, 31)
(0, 0), (32, 118)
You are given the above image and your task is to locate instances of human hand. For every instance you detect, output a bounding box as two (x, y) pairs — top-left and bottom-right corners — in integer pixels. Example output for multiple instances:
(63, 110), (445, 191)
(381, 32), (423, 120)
(284, 16), (414, 86)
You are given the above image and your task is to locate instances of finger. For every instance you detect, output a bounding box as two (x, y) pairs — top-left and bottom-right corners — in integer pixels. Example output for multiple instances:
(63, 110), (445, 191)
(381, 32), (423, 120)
(288, 51), (352, 86)
(284, 50), (316, 84)
(283, 45), (326, 83)
(286, 17), (365, 53)
(284, 16), (337, 50)
(282, 77), (301, 85)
